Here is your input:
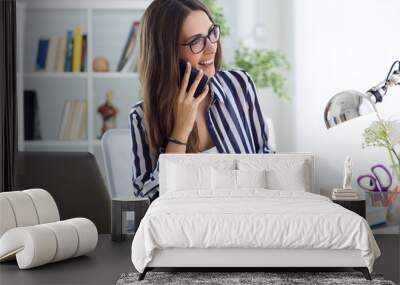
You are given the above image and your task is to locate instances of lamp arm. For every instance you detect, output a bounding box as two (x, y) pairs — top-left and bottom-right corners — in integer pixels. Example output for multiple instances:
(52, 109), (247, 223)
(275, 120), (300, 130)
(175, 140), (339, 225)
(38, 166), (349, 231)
(385, 60), (400, 82)
(366, 60), (400, 103)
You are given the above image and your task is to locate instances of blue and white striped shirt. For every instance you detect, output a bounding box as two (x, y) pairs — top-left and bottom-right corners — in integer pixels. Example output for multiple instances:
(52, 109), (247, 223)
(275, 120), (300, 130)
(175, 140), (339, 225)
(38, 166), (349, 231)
(129, 69), (274, 201)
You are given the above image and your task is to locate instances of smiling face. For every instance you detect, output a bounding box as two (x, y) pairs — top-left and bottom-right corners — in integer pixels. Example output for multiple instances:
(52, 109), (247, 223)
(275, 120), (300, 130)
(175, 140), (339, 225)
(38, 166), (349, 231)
(179, 10), (218, 77)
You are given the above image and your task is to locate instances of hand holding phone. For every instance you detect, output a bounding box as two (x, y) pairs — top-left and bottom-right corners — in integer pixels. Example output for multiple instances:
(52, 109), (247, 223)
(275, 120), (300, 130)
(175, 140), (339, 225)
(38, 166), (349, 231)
(179, 59), (209, 98)
(169, 59), (210, 145)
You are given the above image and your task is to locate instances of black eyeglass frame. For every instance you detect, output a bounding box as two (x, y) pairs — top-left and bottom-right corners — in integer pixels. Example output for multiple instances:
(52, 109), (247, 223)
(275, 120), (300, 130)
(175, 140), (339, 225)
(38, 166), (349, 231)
(180, 24), (220, 54)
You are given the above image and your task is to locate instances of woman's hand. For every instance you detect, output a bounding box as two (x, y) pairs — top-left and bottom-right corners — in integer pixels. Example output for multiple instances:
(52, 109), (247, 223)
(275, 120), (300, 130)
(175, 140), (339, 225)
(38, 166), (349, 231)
(171, 62), (210, 142)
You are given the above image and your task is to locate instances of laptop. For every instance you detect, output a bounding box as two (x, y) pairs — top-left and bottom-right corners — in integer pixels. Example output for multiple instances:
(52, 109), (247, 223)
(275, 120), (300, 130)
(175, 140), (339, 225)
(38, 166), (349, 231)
(16, 151), (111, 234)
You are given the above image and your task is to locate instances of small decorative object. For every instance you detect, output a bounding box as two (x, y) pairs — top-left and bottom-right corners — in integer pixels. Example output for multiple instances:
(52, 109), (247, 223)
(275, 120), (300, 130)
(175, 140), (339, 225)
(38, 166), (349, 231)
(97, 91), (118, 138)
(332, 156), (359, 200)
(342, 155), (353, 190)
(92, 56), (110, 72)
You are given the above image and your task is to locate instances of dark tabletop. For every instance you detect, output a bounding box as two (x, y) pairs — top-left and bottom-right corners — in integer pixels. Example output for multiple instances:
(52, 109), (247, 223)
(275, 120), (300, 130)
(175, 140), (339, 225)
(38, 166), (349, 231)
(0, 234), (134, 285)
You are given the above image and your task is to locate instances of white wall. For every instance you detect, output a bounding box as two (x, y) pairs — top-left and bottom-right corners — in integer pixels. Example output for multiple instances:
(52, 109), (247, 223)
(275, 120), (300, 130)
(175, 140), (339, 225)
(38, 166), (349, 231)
(226, 0), (400, 196)
(289, 0), (400, 196)
(217, 0), (291, 150)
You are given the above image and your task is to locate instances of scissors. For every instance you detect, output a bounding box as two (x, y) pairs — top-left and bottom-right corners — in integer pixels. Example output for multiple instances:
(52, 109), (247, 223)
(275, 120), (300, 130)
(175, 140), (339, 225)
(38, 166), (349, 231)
(357, 164), (392, 192)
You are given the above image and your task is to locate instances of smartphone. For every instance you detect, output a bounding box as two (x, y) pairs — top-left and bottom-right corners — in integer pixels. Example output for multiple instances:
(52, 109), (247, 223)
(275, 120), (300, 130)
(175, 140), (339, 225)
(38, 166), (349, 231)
(179, 59), (209, 98)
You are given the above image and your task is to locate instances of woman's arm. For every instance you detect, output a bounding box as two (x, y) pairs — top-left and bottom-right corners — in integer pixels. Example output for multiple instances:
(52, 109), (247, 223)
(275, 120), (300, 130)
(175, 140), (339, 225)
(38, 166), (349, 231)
(129, 106), (160, 201)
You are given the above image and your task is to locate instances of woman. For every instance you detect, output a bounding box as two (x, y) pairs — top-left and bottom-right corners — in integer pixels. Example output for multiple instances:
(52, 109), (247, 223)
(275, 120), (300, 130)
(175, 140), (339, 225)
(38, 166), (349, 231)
(130, 0), (273, 201)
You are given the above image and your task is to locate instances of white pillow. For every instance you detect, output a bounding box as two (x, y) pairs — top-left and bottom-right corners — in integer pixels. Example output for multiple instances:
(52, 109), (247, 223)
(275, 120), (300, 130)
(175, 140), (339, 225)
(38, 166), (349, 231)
(266, 163), (306, 191)
(167, 162), (212, 191)
(237, 159), (308, 191)
(236, 169), (268, 189)
(212, 168), (236, 190)
(211, 168), (268, 190)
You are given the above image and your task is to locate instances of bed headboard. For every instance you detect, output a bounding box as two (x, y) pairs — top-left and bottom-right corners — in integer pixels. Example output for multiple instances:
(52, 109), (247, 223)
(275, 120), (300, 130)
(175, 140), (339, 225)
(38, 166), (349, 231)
(159, 153), (315, 195)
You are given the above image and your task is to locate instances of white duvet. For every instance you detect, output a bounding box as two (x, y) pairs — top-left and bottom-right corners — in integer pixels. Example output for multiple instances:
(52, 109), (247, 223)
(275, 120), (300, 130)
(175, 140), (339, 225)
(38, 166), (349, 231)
(131, 189), (380, 273)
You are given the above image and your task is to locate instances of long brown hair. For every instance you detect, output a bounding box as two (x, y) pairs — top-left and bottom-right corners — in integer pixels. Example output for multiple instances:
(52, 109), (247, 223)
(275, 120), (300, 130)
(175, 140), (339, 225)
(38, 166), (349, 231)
(138, 0), (222, 158)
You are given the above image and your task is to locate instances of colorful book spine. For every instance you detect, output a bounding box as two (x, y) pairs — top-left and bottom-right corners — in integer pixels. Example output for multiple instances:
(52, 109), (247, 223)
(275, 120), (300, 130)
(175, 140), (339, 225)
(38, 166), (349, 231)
(72, 25), (82, 72)
(117, 21), (140, 72)
(58, 101), (72, 140)
(64, 30), (73, 72)
(78, 99), (88, 139)
(45, 36), (58, 72)
(55, 36), (67, 72)
(24, 90), (42, 140)
(81, 34), (87, 72)
(35, 38), (49, 71)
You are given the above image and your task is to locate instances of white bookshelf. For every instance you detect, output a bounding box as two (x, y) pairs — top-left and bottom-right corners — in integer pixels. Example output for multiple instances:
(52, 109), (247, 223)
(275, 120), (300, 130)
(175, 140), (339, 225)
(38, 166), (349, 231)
(16, 0), (150, 176)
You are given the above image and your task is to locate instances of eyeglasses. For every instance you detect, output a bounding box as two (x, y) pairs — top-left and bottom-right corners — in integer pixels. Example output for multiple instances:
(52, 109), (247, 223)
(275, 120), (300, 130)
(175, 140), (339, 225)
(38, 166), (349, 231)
(181, 25), (220, 54)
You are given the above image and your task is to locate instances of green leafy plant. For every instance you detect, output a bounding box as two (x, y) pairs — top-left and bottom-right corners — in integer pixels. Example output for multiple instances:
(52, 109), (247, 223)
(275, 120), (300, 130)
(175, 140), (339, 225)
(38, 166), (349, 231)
(202, 0), (230, 37)
(203, 0), (290, 100)
(233, 44), (290, 100)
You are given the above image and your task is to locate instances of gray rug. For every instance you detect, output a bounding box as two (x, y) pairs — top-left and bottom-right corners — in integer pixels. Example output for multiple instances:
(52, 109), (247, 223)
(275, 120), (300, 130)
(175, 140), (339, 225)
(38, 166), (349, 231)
(116, 271), (396, 285)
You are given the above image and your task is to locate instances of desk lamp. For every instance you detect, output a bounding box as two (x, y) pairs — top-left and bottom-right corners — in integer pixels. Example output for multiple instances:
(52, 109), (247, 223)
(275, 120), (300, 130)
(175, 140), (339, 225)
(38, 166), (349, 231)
(324, 60), (400, 129)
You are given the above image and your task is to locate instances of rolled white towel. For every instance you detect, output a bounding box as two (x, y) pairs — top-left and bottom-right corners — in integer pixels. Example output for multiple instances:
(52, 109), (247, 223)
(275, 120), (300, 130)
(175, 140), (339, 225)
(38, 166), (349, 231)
(0, 191), (39, 228)
(23, 189), (60, 224)
(0, 196), (17, 237)
(42, 221), (79, 262)
(0, 225), (57, 268)
(0, 189), (60, 238)
(64, 218), (98, 257)
(0, 218), (98, 269)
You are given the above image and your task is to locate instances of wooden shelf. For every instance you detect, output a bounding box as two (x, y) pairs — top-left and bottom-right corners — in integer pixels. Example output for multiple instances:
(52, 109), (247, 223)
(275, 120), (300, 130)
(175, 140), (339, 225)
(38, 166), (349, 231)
(92, 72), (138, 79)
(23, 72), (88, 79)
(25, 140), (89, 148)
(20, 72), (139, 79)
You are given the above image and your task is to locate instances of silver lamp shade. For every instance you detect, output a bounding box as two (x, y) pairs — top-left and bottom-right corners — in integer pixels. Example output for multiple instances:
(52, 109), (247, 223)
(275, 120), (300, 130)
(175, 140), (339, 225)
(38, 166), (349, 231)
(324, 90), (377, 129)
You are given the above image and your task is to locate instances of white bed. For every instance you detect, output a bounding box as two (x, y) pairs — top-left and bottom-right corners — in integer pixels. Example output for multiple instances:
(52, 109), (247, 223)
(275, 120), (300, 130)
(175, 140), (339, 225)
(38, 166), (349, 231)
(131, 154), (380, 280)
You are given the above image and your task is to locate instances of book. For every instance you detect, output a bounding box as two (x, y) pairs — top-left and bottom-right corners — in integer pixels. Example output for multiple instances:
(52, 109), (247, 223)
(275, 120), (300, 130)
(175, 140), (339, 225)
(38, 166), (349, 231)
(59, 100), (88, 140)
(117, 21), (140, 71)
(332, 194), (359, 198)
(64, 30), (73, 72)
(35, 38), (49, 71)
(81, 34), (87, 72)
(59, 100), (79, 140)
(332, 188), (358, 194)
(45, 36), (58, 72)
(55, 36), (67, 72)
(24, 90), (42, 140)
(67, 100), (80, 139)
(72, 25), (82, 72)
(58, 100), (73, 140)
(70, 100), (85, 139)
(121, 48), (136, 72)
(332, 191), (359, 196)
(116, 21), (136, 71)
(78, 99), (88, 139)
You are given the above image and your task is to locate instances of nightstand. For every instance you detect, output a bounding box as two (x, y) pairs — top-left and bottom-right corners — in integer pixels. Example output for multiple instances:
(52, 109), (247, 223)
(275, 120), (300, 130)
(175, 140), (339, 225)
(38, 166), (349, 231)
(332, 199), (366, 218)
(373, 233), (400, 284)
(111, 197), (150, 242)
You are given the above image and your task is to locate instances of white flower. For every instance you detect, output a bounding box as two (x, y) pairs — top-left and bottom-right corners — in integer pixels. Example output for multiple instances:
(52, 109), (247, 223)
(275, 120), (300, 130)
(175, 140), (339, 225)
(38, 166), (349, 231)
(387, 120), (400, 146)
(363, 120), (400, 147)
